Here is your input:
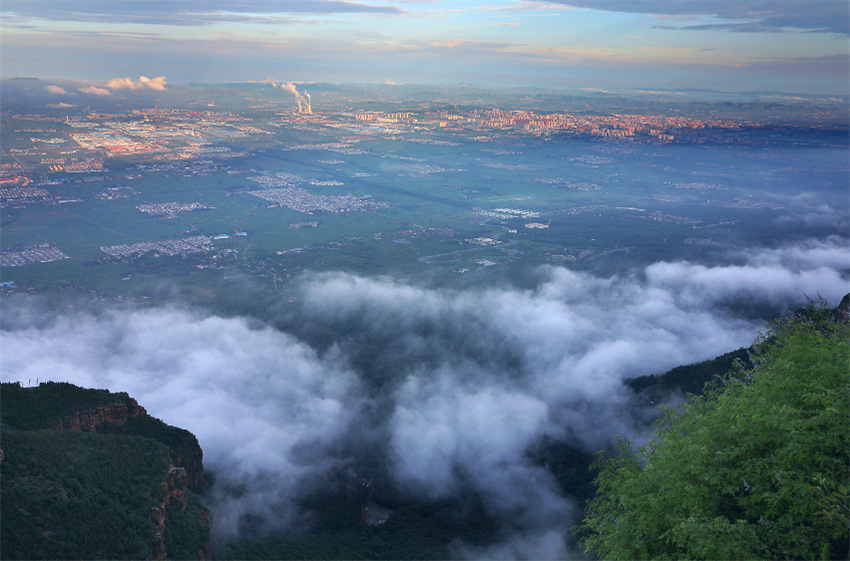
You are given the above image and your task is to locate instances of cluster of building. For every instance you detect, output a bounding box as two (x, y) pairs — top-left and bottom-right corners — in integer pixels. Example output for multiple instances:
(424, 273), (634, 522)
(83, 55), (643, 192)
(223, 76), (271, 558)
(64, 159), (106, 173)
(0, 244), (69, 267)
(638, 212), (702, 225)
(308, 179), (344, 186)
(473, 208), (540, 220)
(468, 237), (503, 246)
(95, 186), (139, 199)
(11, 109), (268, 170)
(70, 129), (164, 155)
(247, 173), (303, 188)
(136, 202), (212, 216)
(247, 187), (387, 214)
(100, 235), (213, 259)
(671, 182), (726, 190)
(391, 163), (448, 177)
(344, 108), (744, 141)
(0, 186), (52, 201)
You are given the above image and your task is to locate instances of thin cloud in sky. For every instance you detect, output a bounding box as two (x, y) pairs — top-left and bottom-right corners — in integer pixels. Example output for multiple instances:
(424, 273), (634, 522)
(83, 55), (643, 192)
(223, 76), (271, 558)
(2, 0), (406, 26)
(550, 0), (850, 35)
(1, 0), (846, 92)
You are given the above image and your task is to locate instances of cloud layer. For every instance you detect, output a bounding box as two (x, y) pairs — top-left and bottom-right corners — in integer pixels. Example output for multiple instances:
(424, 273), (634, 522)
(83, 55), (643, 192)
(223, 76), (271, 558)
(2, 237), (847, 555)
(555, 0), (849, 35)
(2, 0), (404, 26)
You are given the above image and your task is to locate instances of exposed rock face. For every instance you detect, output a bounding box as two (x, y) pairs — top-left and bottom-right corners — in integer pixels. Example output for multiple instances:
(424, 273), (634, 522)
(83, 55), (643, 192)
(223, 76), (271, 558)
(150, 465), (197, 560)
(51, 398), (206, 492)
(147, 462), (214, 559)
(52, 398), (147, 431)
(173, 447), (206, 491)
(838, 293), (850, 317)
(48, 394), (212, 559)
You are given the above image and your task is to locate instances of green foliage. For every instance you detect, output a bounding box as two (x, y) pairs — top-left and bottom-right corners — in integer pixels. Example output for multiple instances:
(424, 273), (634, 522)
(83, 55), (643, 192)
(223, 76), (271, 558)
(1, 382), (131, 430)
(0, 429), (167, 560)
(0, 382), (211, 559)
(102, 414), (201, 472)
(215, 488), (501, 560)
(164, 492), (211, 560)
(810, 479), (850, 529)
(575, 299), (850, 560)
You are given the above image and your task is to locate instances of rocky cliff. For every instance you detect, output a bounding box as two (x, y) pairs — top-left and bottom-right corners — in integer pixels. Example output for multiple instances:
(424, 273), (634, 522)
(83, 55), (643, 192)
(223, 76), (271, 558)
(151, 465), (212, 560)
(49, 394), (207, 492)
(838, 293), (850, 317)
(52, 398), (147, 431)
(1, 382), (211, 560)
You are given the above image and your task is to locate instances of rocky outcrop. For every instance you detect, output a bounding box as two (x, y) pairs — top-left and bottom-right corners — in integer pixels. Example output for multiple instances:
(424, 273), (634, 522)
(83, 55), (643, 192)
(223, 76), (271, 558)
(52, 398), (147, 431)
(51, 397), (206, 492)
(2, 383), (211, 560)
(172, 447), (206, 491)
(838, 293), (850, 318)
(149, 464), (212, 560)
(150, 465), (188, 560)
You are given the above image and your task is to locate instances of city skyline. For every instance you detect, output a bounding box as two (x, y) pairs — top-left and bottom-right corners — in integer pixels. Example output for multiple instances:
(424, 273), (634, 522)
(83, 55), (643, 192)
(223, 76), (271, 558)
(2, 0), (848, 94)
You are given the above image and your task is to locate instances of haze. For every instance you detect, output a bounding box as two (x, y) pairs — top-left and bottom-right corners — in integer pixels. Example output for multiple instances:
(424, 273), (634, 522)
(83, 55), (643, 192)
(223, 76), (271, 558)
(3, 1), (848, 93)
(1, 1), (848, 559)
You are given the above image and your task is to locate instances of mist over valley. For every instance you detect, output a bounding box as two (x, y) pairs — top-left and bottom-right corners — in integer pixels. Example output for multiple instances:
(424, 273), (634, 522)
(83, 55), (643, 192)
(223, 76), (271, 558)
(5, 0), (850, 556)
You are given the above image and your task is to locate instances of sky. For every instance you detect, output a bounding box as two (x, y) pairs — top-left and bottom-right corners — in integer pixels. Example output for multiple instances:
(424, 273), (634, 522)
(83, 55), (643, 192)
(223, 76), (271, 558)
(2, 0), (848, 93)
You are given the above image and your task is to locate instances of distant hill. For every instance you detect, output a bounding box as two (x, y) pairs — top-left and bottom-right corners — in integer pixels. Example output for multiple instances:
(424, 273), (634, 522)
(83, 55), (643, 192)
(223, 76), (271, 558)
(625, 347), (752, 400)
(626, 294), (850, 401)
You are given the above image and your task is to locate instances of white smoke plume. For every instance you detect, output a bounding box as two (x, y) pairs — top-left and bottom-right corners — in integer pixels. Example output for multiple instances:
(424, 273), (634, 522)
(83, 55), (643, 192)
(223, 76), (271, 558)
(1, 237), (846, 556)
(273, 81), (312, 114)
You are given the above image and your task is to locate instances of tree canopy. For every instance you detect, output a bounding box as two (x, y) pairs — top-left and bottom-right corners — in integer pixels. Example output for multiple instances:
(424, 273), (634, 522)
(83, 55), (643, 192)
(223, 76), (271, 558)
(575, 299), (850, 560)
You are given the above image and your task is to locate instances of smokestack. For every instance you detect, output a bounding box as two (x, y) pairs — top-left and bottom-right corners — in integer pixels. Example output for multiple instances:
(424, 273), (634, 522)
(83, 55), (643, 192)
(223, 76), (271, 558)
(305, 92), (312, 115)
(297, 99), (303, 113)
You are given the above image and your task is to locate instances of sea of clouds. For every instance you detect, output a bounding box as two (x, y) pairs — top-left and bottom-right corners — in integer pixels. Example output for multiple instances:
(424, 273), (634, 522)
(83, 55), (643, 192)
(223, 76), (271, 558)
(2, 235), (847, 558)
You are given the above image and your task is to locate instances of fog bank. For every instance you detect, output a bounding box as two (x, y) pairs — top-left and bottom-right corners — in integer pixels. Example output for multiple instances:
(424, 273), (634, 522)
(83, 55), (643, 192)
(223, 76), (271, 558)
(2, 238), (847, 557)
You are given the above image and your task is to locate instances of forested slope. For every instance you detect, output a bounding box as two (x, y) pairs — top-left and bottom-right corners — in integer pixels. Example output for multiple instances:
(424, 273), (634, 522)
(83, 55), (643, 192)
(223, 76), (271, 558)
(0, 383), (211, 560)
(576, 298), (850, 560)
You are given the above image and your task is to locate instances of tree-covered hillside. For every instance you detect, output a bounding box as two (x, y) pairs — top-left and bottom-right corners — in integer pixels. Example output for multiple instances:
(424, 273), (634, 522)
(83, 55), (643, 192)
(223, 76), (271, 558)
(575, 299), (850, 560)
(0, 383), (211, 560)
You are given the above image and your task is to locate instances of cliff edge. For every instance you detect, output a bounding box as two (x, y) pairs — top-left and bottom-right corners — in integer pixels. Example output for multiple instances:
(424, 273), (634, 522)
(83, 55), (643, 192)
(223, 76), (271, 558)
(0, 382), (211, 560)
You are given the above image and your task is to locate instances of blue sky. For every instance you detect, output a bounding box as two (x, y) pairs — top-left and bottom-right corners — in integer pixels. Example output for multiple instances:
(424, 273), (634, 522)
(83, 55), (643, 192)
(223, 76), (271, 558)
(3, 1), (848, 93)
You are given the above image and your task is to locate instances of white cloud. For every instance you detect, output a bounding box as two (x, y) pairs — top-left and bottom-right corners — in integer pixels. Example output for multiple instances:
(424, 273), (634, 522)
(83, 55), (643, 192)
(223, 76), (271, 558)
(1, 237), (846, 552)
(106, 76), (167, 90)
(79, 85), (111, 95)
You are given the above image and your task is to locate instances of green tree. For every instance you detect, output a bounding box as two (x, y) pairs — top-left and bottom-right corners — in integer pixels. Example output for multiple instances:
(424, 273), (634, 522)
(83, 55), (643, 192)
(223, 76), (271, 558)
(575, 299), (850, 560)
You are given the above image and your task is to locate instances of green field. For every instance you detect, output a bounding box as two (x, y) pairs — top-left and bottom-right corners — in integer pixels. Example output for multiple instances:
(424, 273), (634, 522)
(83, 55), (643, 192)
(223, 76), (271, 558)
(3, 111), (847, 303)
